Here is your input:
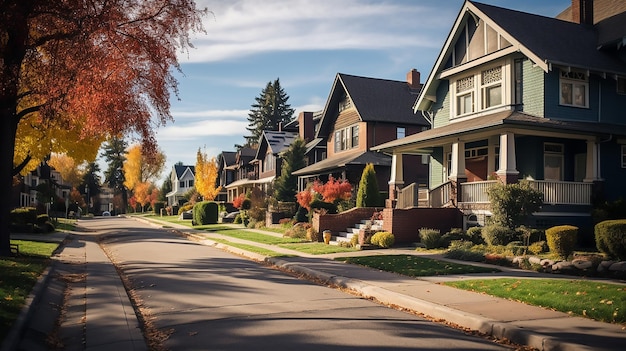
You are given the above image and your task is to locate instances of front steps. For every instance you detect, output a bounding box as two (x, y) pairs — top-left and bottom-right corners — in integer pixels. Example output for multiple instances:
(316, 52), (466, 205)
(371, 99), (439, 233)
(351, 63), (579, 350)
(330, 219), (383, 245)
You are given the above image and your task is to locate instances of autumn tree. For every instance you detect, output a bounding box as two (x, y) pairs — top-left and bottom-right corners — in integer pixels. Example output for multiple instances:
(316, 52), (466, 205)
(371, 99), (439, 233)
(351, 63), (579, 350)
(0, 0), (206, 255)
(123, 145), (166, 192)
(79, 162), (102, 214)
(48, 153), (84, 187)
(273, 138), (306, 202)
(195, 148), (222, 201)
(242, 79), (295, 148)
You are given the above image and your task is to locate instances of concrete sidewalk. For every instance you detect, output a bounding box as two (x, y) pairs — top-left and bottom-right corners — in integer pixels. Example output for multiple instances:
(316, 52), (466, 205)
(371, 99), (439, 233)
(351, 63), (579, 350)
(8, 217), (626, 351)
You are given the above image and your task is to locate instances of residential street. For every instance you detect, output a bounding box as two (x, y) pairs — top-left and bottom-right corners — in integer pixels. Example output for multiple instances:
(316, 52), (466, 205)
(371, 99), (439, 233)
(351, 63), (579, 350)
(83, 217), (510, 350)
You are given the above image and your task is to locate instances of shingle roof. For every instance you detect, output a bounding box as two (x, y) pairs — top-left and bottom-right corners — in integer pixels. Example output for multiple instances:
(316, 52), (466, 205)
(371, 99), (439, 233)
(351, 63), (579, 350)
(292, 151), (390, 176)
(318, 73), (428, 137)
(472, 1), (626, 75)
(174, 165), (194, 179)
(220, 151), (237, 167)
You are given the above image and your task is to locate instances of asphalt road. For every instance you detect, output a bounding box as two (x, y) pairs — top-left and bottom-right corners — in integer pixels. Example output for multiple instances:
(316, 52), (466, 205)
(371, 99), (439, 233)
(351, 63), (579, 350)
(86, 217), (513, 351)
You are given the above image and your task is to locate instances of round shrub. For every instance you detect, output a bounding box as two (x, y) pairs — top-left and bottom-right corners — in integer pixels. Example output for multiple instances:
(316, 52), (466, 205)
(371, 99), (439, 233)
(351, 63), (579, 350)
(466, 226), (484, 244)
(481, 225), (516, 246)
(419, 228), (442, 249)
(193, 201), (219, 225)
(528, 240), (548, 255)
(371, 231), (394, 248)
(545, 225), (578, 260)
(595, 219), (626, 260)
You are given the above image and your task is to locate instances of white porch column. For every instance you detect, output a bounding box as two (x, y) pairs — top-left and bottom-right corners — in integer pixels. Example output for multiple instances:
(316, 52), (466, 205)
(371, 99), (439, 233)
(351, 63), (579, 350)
(388, 153), (404, 204)
(584, 139), (601, 182)
(449, 141), (466, 181)
(487, 136), (498, 177)
(496, 132), (519, 183)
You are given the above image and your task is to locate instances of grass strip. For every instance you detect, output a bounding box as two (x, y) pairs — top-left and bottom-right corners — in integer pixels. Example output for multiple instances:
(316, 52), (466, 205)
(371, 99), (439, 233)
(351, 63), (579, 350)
(445, 278), (626, 324)
(209, 238), (290, 257)
(335, 254), (500, 277)
(210, 228), (304, 245)
(0, 240), (60, 339)
(279, 243), (357, 255)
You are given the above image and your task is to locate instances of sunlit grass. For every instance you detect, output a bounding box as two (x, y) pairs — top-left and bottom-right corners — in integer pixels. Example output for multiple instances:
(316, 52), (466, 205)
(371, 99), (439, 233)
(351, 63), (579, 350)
(445, 278), (626, 324)
(209, 238), (291, 257)
(279, 243), (357, 255)
(208, 228), (303, 245)
(335, 254), (499, 276)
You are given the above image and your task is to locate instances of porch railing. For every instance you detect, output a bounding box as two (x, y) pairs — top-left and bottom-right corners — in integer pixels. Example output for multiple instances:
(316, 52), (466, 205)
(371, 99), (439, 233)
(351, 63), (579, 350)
(460, 180), (498, 203)
(397, 183), (418, 209)
(429, 181), (452, 208)
(527, 180), (592, 205)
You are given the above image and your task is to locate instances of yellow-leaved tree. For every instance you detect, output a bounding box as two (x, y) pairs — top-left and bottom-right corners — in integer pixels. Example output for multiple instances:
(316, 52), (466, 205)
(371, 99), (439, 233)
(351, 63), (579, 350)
(48, 153), (84, 187)
(123, 145), (165, 192)
(195, 148), (222, 201)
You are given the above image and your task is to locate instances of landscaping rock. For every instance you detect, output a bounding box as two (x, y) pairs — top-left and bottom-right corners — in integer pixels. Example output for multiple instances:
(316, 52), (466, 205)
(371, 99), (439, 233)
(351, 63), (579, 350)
(528, 256), (542, 265)
(512, 256), (524, 265)
(571, 259), (593, 270)
(552, 261), (574, 272)
(541, 258), (555, 267)
(608, 261), (626, 272)
(597, 260), (616, 273)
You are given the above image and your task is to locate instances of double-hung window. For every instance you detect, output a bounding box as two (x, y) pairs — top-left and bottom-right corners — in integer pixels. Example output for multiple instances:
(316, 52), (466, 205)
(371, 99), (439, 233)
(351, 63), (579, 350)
(482, 66), (502, 109)
(334, 124), (359, 153)
(560, 70), (588, 108)
(456, 75), (474, 116)
(454, 65), (505, 117)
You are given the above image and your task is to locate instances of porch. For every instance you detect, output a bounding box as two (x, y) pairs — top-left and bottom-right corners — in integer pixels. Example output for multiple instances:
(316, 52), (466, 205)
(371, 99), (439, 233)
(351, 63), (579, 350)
(395, 179), (594, 209)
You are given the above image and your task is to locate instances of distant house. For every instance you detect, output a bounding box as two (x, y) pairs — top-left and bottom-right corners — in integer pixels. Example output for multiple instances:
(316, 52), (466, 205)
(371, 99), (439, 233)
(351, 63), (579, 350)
(216, 151), (237, 202)
(165, 164), (195, 207)
(223, 147), (257, 202)
(374, 0), (626, 239)
(293, 71), (430, 203)
(253, 130), (299, 195)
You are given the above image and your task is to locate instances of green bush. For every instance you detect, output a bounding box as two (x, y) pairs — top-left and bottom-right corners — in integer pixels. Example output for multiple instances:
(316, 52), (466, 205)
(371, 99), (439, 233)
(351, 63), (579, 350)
(371, 231), (395, 248)
(545, 225), (578, 260)
(445, 241), (485, 262)
(419, 228), (442, 249)
(10, 207), (37, 226)
(178, 204), (193, 215)
(309, 200), (338, 214)
(595, 219), (626, 260)
(528, 240), (548, 255)
(481, 225), (517, 246)
(241, 198), (252, 210)
(356, 163), (379, 207)
(486, 180), (543, 228)
(466, 226), (484, 244)
(193, 201), (219, 225)
(153, 201), (166, 215)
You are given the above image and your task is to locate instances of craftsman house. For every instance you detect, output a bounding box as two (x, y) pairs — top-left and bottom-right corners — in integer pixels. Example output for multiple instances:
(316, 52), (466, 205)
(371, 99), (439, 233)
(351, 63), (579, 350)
(373, 0), (626, 239)
(293, 71), (430, 203)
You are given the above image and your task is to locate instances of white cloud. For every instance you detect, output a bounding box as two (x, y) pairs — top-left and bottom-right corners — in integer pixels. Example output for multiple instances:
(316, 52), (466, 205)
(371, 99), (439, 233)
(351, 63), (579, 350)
(156, 119), (248, 140)
(182, 0), (448, 63)
(171, 109), (249, 119)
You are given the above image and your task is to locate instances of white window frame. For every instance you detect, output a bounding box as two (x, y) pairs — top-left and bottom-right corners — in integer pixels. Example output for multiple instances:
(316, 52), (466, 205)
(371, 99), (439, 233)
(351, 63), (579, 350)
(453, 64), (505, 118)
(396, 127), (406, 139)
(334, 124), (359, 153)
(560, 70), (589, 108)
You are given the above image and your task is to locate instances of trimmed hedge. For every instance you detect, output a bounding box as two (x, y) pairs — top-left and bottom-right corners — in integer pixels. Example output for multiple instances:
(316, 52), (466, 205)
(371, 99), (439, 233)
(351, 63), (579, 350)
(481, 225), (517, 246)
(595, 219), (626, 260)
(10, 207), (37, 226)
(153, 201), (166, 215)
(371, 231), (395, 248)
(419, 228), (442, 249)
(545, 225), (578, 260)
(193, 201), (219, 225)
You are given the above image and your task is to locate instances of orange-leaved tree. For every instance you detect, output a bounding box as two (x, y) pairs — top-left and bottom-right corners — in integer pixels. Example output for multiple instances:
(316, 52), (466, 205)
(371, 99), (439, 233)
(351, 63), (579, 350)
(0, 0), (206, 255)
(195, 148), (222, 201)
(312, 176), (352, 204)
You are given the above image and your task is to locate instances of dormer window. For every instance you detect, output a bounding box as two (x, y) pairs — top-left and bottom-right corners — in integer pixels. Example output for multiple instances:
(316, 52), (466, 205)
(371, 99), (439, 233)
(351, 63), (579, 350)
(456, 75), (475, 116)
(481, 66), (502, 108)
(560, 70), (588, 108)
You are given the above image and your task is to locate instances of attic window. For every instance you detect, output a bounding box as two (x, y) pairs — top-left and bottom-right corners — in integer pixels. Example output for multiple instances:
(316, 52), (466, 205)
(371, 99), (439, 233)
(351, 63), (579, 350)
(559, 70), (588, 108)
(339, 96), (352, 112)
(617, 77), (626, 95)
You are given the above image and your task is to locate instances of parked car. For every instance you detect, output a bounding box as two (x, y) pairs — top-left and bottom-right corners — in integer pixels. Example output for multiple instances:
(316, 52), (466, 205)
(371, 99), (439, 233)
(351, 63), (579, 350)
(221, 211), (239, 223)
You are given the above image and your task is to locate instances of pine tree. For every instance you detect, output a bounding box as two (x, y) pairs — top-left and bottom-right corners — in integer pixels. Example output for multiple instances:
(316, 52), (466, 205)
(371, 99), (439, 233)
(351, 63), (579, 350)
(356, 163), (380, 207)
(273, 138), (307, 202)
(243, 78), (295, 147)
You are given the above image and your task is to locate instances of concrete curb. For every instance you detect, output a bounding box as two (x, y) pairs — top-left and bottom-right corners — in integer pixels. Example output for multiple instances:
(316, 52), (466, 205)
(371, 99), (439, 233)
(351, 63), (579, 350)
(0, 263), (55, 351)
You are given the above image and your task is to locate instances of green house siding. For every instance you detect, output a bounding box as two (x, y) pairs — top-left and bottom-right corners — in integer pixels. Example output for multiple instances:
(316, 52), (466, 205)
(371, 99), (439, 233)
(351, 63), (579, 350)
(429, 147), (445, 188)
(433, 80), (451, 129)
(521, 59), (544, 116)
(545, 70), (601, 122)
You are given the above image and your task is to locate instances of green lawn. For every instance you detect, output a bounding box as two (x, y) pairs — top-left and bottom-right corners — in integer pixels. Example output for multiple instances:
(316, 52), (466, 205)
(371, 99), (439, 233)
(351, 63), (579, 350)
(210, 238), (290, 257)
(445, 278), (626, 324)
(209, 228), (304, 244)
(0, 240), (60, 339)
(335, 254), (500, 277)
(279, 243), (357, 255)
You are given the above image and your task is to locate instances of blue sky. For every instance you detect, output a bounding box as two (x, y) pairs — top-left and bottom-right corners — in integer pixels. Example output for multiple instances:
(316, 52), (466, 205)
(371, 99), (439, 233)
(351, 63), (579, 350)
(140, 0), (571, 183)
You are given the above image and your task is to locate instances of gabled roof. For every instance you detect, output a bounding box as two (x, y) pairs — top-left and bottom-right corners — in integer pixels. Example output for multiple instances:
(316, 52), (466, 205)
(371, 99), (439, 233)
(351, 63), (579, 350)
(317, 73), (427, 137)
(219, 151), (237, 167)
(254, 130), (298, 161)
(236, 147), (256, 165)
(173, 165), (194, 180)
(415, 0), (626, 111)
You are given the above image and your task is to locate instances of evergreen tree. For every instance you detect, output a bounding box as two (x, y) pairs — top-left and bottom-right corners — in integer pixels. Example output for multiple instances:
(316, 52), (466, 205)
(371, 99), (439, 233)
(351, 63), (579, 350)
(79, 162), (102, 214)
(101, 137), (128, 211)
(273, 138), (307, 202)
(158, 176), (172, 202)
(243, 78), (295, 147)
(356, 163), (380, 207)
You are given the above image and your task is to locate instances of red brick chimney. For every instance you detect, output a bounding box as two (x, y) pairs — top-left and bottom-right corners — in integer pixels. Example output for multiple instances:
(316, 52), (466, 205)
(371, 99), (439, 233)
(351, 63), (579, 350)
(572, 0), (594, 25)
(406, 69), (420, 89)
(298, 111), (314, 143)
